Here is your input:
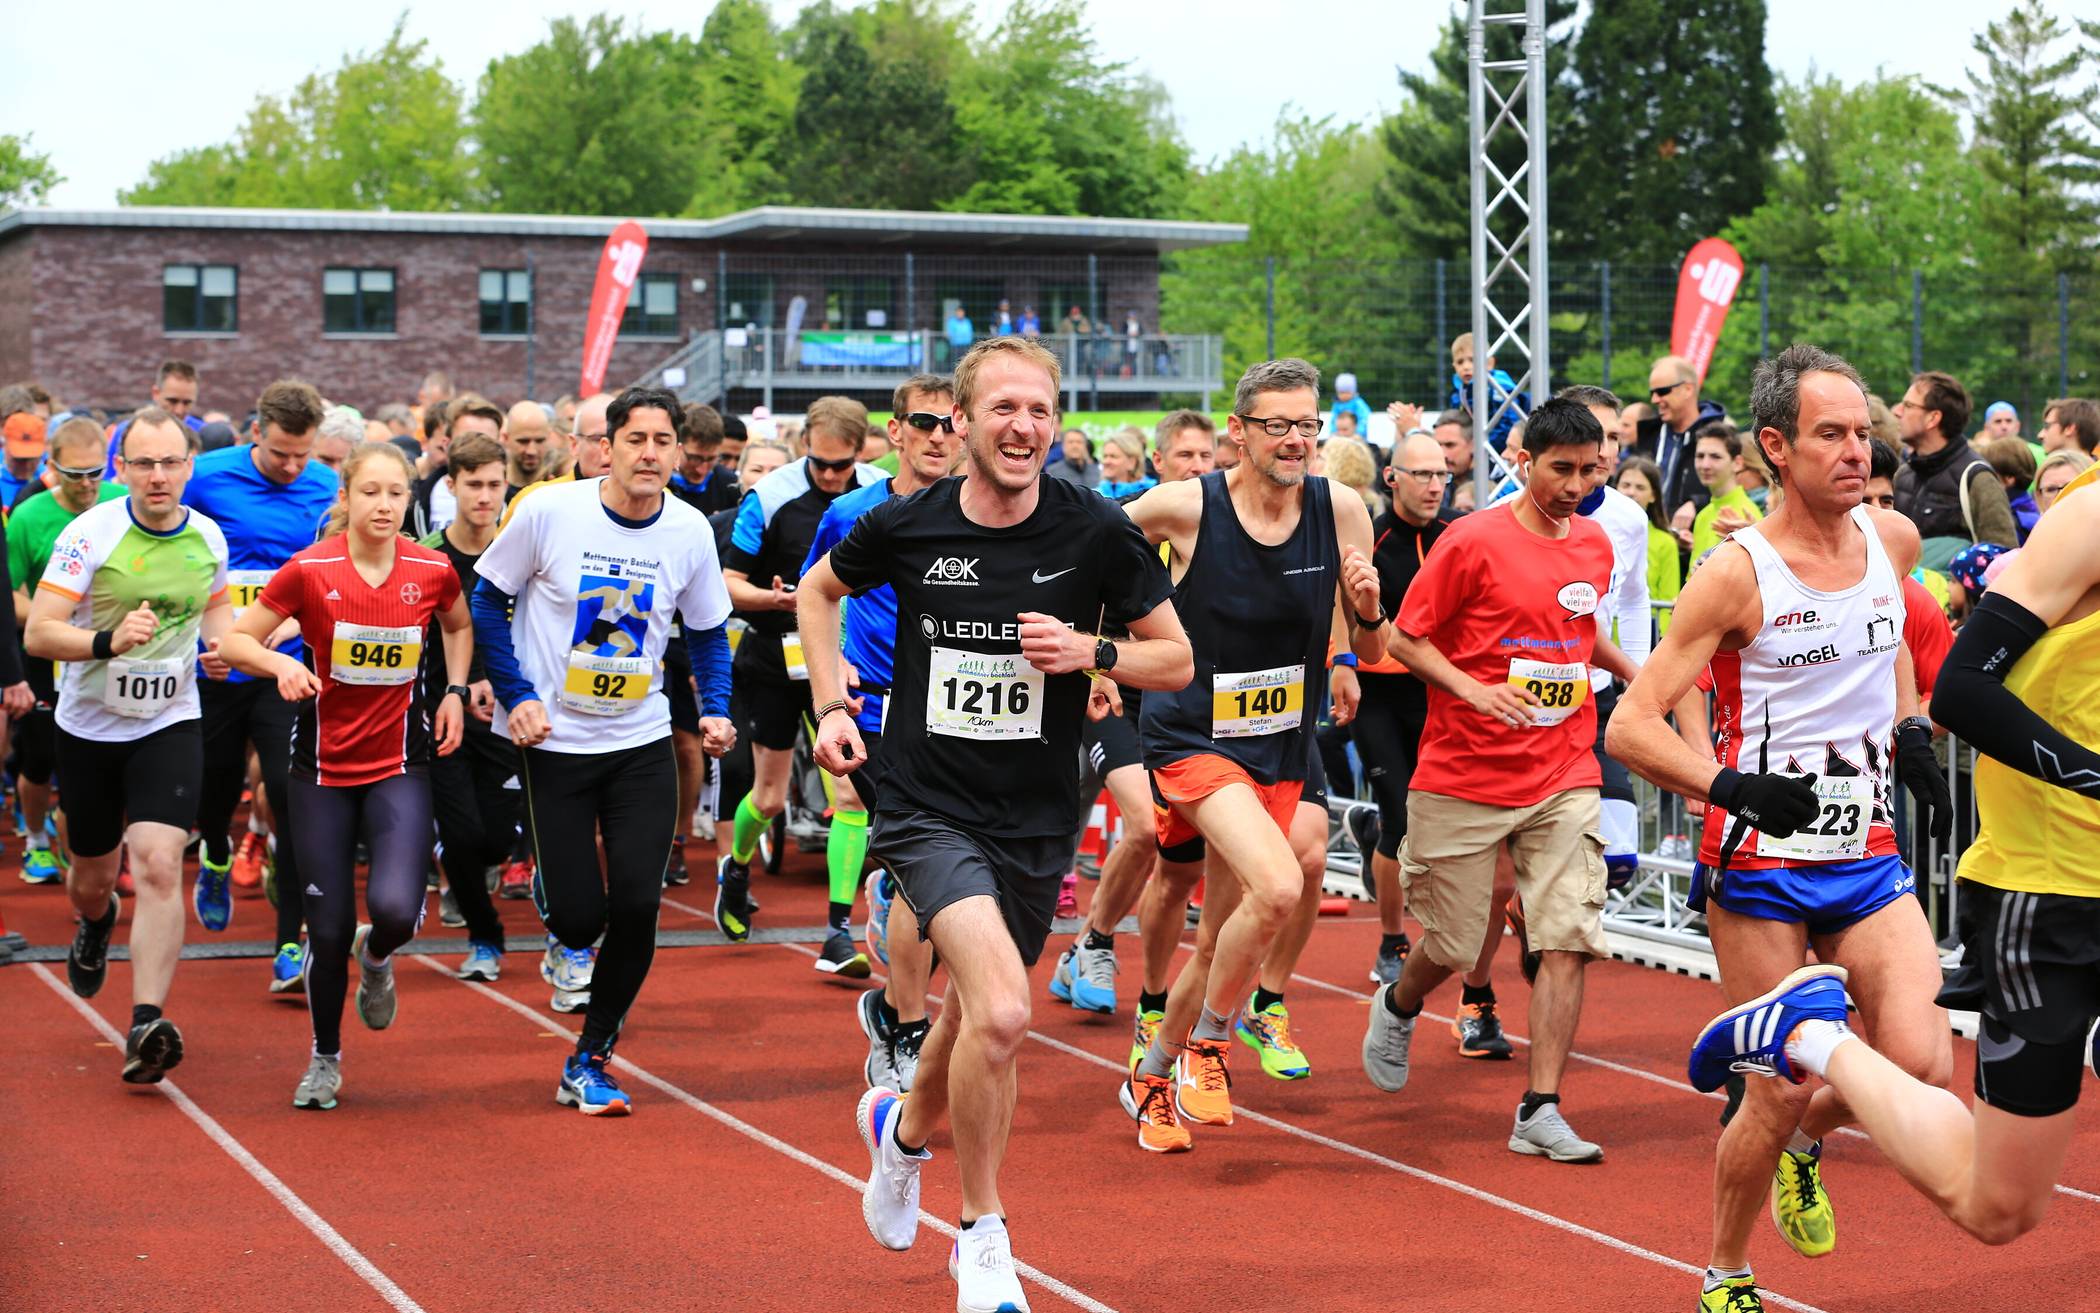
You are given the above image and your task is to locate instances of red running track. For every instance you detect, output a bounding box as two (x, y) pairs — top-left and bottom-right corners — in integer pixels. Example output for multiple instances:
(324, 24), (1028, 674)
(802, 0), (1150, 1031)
(5, 839), (2100, 1312)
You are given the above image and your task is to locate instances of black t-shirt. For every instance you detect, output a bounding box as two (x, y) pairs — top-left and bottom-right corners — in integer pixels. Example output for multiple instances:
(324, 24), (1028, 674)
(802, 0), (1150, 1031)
(420, 527), (489, 713)
(829, 475), (1173, 839)
(1364, 507), (1456, 706)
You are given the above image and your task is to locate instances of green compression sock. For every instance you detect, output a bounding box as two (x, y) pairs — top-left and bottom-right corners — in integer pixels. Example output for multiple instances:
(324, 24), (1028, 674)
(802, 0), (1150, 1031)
(730, 794), (771, 865)
(828, 809), (870, 909)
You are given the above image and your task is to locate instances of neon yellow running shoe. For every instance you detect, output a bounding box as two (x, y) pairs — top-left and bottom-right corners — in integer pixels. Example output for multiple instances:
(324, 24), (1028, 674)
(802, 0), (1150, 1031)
(1771, 1144), (1835, 1257)
(1128, 1008), (1163, 1074)
(1235, 996), (1310, 1080)
(1698, 1274), (1762, 1311)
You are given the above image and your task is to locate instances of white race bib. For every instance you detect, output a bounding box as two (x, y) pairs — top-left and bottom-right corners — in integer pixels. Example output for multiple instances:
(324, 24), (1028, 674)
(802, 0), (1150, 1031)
(329, 622), (422, 687)
(925, 646), (1044, 741)
(104, 657), (185, 719)
(559, 651), (654, 716)
(781, 630), (808, 681)
(1756, 774), (1872, 862)
(1508, 657), (1588, 727)
(1211, 664), (1305, 738)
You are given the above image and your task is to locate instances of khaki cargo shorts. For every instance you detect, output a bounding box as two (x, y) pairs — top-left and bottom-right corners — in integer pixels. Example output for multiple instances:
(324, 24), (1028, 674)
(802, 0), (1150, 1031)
(1398, 786), (1609, 972)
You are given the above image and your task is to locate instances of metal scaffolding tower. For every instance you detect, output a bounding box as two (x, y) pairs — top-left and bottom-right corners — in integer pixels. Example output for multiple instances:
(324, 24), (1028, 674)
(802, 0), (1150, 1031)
(1467, 0), (1551, 506)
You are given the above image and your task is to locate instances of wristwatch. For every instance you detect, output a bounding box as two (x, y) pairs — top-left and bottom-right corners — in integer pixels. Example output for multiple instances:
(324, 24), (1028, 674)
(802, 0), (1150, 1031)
(445, 684), (472, 703)
(1895, 715), (1933, 739)
(1093, 636), (1119, 673)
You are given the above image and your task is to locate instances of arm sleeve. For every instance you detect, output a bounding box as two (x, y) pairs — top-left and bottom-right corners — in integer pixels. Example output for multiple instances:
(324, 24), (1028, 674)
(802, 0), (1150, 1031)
(470, 576), (535, 710)
(1965, 465), (2020, 548)
(690, 623), (732, 720)
(1932, 591), (2100, 800)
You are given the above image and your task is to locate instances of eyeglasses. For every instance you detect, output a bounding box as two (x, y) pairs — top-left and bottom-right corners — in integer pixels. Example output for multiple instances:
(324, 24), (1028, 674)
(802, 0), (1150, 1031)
(1236, 415), (1324, 439)
(1649, 381), (1688, 400)
(1393, 467), (1451, 484)
(576, 431), (608, 443)
(807, 454), (857, 473)
(899, 412), (953, 434)
(51, 462), (105, 481)
(121, 457), (189, 473)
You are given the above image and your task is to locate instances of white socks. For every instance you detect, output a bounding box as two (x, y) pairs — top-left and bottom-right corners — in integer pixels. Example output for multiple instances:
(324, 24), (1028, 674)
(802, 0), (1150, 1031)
(1784, 1017), (1854, 1080)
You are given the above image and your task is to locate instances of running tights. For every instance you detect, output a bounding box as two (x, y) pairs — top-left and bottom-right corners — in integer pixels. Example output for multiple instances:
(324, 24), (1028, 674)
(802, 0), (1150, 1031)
(291, 774), (434, 1056)
(519, 739), (677, 1057)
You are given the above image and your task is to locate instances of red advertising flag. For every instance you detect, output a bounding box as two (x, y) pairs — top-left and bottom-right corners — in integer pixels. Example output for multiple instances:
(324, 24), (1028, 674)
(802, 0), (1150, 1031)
(1670, 237), (1745, 383)
(579, 220), (649, 396)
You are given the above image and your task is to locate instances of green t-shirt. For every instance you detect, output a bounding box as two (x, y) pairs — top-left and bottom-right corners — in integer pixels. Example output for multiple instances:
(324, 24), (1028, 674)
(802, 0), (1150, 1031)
(1690, 484), (1762, 570)
(8, 484), (124, 598)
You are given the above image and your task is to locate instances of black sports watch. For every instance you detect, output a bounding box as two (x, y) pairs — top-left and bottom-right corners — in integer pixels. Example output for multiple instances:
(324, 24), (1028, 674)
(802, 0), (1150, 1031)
(1895, 715), (1933, 740)
(445, 684), (472, 703)
(1093, 636), (1119, 673)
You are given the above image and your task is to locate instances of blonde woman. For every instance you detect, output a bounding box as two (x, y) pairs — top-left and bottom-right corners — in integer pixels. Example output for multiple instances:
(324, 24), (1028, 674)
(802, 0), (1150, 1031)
(1319, 436), (1382, 517)
(1097, 426), (1157, 498)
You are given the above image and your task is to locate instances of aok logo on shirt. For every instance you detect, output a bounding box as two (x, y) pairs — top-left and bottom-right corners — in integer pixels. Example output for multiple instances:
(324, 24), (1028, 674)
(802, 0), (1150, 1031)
(571, 571), (655, 658)
(923, 556), (980, 586)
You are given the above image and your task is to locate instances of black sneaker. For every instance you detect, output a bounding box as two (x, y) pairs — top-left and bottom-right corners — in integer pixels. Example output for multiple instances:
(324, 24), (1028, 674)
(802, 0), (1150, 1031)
(1454, 1001), (1514, 1059)
(714, 855), (754, 942)
(68, 895), (120, 999)
(1370, 934), (1409, 986)
(1509, 906), (1542, 986)
(663, 842), (690, 888)
(122, 1017), (184, 1084)
(815, 928), (871, 979)
(1345, 803), (1380, 898)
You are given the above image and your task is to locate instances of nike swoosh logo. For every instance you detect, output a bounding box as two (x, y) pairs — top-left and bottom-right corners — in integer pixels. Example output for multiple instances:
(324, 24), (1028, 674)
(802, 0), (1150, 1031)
(1032, 567), (1077, 584)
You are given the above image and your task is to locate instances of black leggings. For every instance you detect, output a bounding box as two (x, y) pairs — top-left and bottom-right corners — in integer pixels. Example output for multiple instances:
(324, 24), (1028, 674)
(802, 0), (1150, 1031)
(292, 774), (433, 1056)
(199, 677), (304, 947)
(430, 723), (520, 945)
(1354, 674), (1427, 859)
(521, 739), (676, 1057)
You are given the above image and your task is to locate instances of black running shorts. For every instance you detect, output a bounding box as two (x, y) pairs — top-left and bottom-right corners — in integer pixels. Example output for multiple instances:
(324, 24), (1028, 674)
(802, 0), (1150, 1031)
(871, 808), (1075, 967)
(57, 720), (205, 858)
(1939, 880), (2100, 1118)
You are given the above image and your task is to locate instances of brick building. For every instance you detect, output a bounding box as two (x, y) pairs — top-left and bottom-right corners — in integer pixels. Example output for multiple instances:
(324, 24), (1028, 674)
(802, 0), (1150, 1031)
(0, 205), (1243, 418)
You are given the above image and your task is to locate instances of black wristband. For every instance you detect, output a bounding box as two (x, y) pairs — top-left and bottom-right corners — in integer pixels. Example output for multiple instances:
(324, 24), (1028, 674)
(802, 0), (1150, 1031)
(92, 629), (115, 660)
(1354, 606), (1386, 631)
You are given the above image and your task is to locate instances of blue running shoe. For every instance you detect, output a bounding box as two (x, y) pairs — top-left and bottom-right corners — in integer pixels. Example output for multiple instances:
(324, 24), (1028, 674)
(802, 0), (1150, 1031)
(270, 941), (308, 995)
(864, 869), (893, 966)
(192, 854), (233, 932)
(456, 940), (504, 982)
(20, 845), (63, 884)
(1049, 942), (1117, 1014)
(557, 1052), (631, 1116)
(1688, 965), (1850, 1093)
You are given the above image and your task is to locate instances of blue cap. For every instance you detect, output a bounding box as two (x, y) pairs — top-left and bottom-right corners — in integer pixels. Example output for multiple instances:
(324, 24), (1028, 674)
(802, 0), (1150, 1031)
(1984, 401), (2016, 421)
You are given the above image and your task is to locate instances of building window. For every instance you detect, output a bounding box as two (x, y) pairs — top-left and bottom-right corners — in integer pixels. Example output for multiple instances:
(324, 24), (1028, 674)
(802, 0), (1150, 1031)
(825, 276), (894, 331)
(722, 273), (775, 329)
(479, 269), (531, 336)
(324, 267), (396, 334)
(164, 264), (237, 333)
(622, 274), (678, 337)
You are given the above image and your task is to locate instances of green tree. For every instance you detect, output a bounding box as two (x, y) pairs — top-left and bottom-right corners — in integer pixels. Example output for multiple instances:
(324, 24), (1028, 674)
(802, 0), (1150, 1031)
(1563, 0), (1779, 266)
(0, 134), (63, 210)
(684, 0), (800, 215)
(124, 17), (469, 210)
(781, 3), (965, 210)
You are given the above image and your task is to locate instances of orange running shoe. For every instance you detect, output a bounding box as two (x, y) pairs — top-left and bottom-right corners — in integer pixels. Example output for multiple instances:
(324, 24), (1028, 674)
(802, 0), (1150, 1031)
(1174, 1037), (1234, 1126)
(499, 857), (536, 901)
(1121, 1070), (1192, 1153)
(230, 831), (266, 889)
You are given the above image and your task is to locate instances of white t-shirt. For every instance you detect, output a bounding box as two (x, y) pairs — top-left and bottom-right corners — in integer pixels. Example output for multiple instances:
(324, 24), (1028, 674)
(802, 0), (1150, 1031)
(475, 477), (731, 755)
(1588, 483), (1653, 689)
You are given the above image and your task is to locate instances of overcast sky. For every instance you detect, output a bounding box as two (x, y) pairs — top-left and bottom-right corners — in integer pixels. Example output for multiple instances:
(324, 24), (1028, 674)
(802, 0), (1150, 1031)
(4, 0), (2044, 210)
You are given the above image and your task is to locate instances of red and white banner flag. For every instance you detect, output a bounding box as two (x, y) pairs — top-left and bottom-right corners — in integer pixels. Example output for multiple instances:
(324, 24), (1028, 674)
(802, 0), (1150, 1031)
(579, 220), (649, 396)
(1670, 237), (1744, 383)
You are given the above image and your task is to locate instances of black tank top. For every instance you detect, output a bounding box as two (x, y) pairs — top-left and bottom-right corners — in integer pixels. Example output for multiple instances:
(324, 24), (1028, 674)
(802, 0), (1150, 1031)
(1140, 470), (1338, 785)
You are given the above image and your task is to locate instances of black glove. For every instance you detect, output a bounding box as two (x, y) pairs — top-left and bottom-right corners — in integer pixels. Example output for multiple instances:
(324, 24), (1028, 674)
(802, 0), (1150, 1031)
(1896, 722), (1954, 842)
(1710, 767), (1820, 839)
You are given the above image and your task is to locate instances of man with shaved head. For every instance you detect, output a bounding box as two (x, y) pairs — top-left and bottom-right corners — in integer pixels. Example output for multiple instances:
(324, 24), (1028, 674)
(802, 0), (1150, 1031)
(1641, 354), (1726, 525)
(503, 400), (566, 501)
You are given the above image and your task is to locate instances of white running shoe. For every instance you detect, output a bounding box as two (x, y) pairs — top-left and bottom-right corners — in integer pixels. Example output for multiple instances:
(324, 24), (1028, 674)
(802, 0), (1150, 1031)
(949, 1214), (1031, 1313)
(857, 1087), (927, 1251)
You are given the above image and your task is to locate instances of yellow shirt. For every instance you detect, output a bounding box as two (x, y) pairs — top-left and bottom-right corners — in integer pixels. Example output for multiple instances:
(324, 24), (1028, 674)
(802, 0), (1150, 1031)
(1959, 603), (2100, 896)
(496, 470), (576, 531)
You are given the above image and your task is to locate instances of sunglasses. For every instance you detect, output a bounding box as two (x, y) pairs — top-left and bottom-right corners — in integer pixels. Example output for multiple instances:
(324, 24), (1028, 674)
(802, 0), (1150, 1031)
(899, 412), (953, 434)
(807, 454), (858, 473)
(51, 462), (106, 481)
(1649, 381), (1688, 400)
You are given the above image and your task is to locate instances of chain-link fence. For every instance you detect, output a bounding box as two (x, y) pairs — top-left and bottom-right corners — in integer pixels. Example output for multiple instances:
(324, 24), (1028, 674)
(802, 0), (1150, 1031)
(1165, 255), (2100, 420)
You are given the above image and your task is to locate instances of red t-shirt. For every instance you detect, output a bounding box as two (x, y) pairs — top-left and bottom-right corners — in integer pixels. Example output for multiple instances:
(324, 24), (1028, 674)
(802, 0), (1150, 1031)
(1901, 574), (1952, 698)
(256, 535), (462, 786)
(1395, 504), (1617, 807)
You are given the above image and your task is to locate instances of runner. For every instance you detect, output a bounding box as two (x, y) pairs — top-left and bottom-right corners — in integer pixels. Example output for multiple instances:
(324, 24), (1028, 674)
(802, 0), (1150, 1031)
(26, 408), (230, 1083)
(8, 415), (121, 885)
(1358, 396), (1638, 1164)
(417, 431), (520, 985)
(471, 385), (735, 1115)
(217, 441), (471, 1109)
(802, 337), (1189, 1312)
(1118, 358), (1386, 1151)
(1683, 471), (2100, 1252)
(800, 374), (957, 1080)
(184, 380), (339, 987)
(1046, 410), (1214, 1020)
(715, 396), (883, 952)
(1606, 344), (1956, 1310)
(1348, 428), (1455, 985)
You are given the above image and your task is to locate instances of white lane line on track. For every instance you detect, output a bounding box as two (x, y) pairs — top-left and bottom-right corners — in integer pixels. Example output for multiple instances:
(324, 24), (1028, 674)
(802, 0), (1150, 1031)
(656, 897), (1833, 1313)
(1275, 953), (2100, 1205)
(407, 953), (1118, 1313)
(29, 964), (427, 1313)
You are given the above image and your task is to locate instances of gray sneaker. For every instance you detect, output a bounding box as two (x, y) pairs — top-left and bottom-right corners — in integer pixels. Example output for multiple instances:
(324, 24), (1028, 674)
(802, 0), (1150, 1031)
(1361, 982), (1416, 1093)
(438, 887), (465, 928)
(1509, 1101), (1604, 1163)
(353, 925), (398, 1031)
(294, 1053), (343, 1110)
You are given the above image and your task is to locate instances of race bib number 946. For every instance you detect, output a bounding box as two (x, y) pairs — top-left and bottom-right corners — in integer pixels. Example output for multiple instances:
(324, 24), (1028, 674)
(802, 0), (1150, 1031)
(329, 622), (422, 687)
(926, 645), (1044, 741)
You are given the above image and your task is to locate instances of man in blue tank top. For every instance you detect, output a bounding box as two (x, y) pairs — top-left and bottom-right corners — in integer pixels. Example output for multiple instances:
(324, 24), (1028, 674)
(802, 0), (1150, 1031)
(1116, 357), (1388, 1152)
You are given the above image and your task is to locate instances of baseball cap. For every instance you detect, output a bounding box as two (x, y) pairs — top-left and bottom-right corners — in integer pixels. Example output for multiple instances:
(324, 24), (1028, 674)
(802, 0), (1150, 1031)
(1335, 372), (1359, 396)
(4, 412), (47, 459)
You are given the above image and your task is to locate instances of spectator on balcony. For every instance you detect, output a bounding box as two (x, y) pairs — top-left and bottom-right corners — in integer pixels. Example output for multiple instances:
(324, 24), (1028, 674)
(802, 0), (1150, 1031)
(944, 305), (974, 364)
(993, 300), (1015, 336)
(1017, 305), (1041, 337)
(1096, 427), (1156, 499)
(1121, 309), (1142, 376)
(1048, 428), (1100, 488)
(1892, 369), (2017, 569)
(1330, 372), (1373, 439)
